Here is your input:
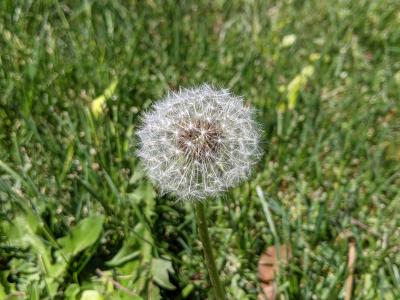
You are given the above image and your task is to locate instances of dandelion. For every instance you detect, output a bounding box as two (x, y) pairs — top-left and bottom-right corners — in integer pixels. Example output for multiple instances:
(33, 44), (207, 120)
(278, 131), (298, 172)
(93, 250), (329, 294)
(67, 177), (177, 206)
(137, 84), (262, 201)
(137, 84), (262, 299)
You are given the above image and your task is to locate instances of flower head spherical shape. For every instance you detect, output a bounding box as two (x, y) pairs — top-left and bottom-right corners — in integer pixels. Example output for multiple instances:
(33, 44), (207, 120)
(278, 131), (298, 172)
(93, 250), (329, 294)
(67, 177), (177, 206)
(137, 84), (262, 201)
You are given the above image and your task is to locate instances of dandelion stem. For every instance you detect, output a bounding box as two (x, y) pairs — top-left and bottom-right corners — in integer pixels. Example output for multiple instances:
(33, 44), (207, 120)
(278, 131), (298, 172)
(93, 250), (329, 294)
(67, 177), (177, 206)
(195, 202), (225, 300)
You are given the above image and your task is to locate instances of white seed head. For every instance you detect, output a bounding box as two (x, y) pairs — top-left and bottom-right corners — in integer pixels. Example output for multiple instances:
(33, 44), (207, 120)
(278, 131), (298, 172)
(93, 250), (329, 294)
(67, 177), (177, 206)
(137, 84), (262, 201)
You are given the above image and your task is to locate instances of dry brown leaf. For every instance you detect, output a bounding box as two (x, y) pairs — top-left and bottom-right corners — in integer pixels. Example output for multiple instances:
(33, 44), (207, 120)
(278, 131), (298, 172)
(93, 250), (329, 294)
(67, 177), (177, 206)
(257, 244), (292, 300)
(258, 282), (277, 300)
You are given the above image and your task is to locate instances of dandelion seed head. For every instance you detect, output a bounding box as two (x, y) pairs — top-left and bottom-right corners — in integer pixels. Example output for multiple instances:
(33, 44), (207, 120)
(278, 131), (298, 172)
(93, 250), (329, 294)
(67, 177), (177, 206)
(137, 84), (262, 201)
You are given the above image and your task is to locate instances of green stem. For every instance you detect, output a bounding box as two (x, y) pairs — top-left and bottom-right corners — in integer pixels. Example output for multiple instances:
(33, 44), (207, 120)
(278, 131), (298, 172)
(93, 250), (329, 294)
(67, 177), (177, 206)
(194, 202), (225, 300)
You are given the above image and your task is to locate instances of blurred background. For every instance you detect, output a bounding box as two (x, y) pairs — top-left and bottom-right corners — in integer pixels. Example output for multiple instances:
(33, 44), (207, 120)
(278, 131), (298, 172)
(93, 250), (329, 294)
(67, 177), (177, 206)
(0, 1), (399, 299)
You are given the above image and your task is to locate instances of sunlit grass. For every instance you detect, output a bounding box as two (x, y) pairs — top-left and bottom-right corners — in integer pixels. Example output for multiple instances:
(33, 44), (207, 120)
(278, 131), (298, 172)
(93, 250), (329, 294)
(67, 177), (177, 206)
(0, 1), (399, 299)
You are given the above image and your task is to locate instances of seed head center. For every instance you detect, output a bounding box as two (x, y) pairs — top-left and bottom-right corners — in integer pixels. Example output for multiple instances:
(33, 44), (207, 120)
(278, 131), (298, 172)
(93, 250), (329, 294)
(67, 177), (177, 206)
(177, 119), (222, 161)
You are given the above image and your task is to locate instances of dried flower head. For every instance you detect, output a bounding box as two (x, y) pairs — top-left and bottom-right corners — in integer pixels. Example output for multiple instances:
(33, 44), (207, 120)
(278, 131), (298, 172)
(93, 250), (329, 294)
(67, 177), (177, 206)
(137, 84), (262, 201)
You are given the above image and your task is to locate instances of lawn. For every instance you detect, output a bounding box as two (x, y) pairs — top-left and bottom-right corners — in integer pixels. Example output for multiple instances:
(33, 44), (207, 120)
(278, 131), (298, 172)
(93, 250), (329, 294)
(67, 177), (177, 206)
(0, 0), (399, 299)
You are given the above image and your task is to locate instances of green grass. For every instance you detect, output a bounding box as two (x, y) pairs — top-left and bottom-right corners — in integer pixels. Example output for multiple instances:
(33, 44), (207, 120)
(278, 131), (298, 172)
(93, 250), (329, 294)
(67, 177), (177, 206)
(1, 0), (400, 299)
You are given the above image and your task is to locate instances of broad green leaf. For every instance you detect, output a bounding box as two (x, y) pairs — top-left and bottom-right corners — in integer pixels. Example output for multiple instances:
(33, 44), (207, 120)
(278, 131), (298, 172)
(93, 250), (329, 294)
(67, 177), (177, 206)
(147, 282), (161, 300)
(5, 213), (65, 295)
(65, 284), (80, 300)
(0, 283), (6, 299)
(105, 240), (140, 267)
(8, 215), (55, 278)
(181, 284), (194, 298)
(90, 80), (118, 117)
(287, 75), (305, 110)
(80, 290), (103, 300)
(287, 65), (314, 110)
(58, 216), (104, 257)
(151, 258), (176, 290)
(44, 277), (59, 298)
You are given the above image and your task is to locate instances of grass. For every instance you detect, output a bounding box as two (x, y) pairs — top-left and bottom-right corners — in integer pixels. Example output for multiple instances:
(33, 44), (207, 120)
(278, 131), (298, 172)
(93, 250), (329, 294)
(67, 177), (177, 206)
(0, 0), (399, 299)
